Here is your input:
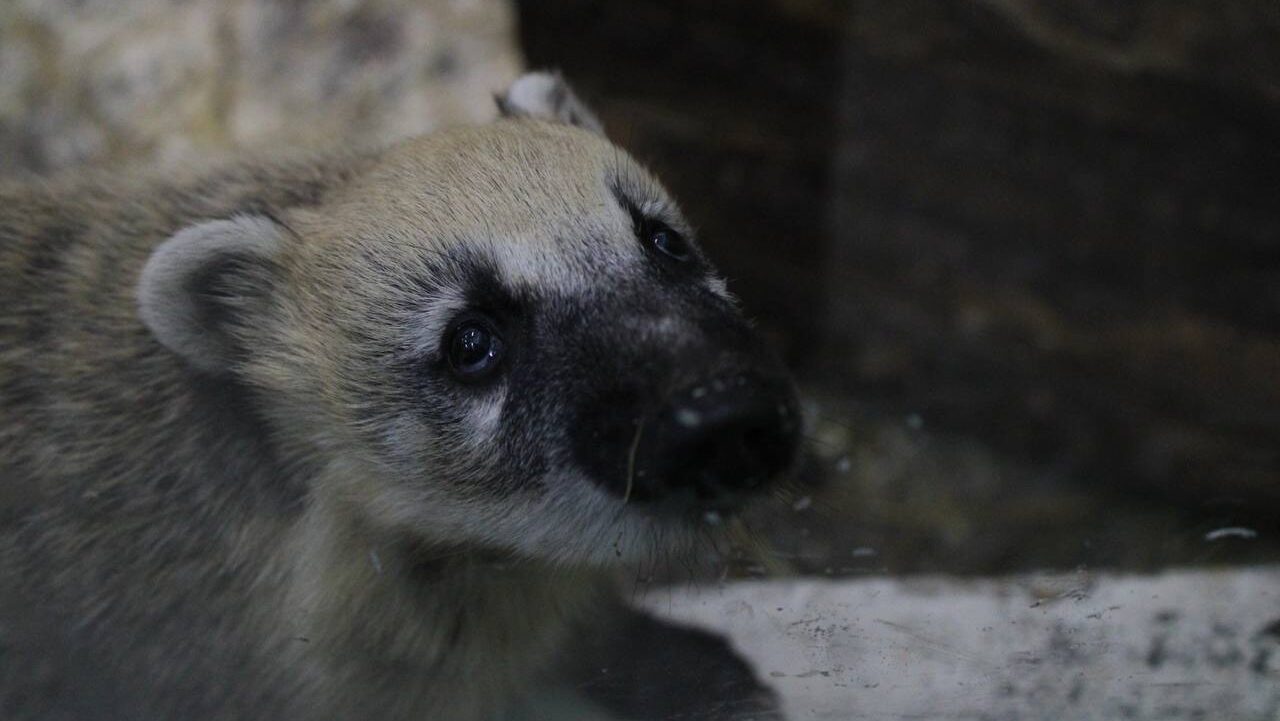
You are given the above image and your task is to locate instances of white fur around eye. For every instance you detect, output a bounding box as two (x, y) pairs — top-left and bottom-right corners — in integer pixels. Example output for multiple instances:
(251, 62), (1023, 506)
(465, 392), (505, 440)
(405, 284), (469, 357)
(478, 233), (636, 298)
(638, 198), (674, 221)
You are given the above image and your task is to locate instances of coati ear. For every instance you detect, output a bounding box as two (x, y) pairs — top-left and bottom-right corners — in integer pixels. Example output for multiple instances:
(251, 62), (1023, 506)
(495, 71), (605, 136)
(137, 215), (283, 373)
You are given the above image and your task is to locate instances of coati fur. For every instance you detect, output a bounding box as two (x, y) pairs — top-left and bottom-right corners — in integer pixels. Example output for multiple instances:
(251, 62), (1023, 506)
(0, 73), (799, 720)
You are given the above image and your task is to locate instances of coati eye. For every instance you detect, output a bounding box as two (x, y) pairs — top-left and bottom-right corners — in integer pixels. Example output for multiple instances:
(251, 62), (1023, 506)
(447, 319), (505, 381)
(647, 223), (690, 262)
(613, 186), (694, 264)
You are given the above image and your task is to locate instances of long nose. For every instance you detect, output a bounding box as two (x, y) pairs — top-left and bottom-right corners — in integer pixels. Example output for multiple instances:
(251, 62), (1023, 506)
(628, 373), (801, 510)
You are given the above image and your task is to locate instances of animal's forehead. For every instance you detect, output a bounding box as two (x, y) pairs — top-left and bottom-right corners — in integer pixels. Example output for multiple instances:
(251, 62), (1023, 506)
(341, 121), (686, 295)
(376, 121), (674, 217)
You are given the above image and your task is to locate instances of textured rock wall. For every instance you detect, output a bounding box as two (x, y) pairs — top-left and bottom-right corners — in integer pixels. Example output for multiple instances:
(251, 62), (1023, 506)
(0, 0), (522, 176)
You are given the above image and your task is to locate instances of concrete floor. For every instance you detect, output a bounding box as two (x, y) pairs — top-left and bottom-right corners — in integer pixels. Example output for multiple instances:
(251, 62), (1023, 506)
(649, 567), (1280, 721)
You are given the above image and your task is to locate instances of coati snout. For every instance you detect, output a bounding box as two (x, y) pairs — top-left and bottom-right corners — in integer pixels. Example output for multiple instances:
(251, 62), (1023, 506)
(559, 193), (802, 510)
(444, 265), (802, 517)
(567, 301), (801, 513)
(610, 371), (801, 510)
(463, 193), (803, 515)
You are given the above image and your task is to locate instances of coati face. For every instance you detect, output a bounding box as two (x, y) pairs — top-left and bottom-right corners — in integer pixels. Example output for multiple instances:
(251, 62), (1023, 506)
(138, 74), (801, 566)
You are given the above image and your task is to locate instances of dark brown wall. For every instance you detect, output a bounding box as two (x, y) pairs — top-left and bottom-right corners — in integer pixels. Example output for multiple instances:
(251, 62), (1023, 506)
(827, 2), (1280, 508)
(518, 1), (1280, 520)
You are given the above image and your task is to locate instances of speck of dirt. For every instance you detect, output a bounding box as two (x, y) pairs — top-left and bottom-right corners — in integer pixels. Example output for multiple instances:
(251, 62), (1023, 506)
(1259, 618), (1280, 640)
(1146, 636), (1168, 669)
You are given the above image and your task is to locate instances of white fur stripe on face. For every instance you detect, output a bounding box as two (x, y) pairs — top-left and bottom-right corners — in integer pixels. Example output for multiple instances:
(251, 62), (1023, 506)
(475, 227), (641, 298)
(406, 283), (470, 358)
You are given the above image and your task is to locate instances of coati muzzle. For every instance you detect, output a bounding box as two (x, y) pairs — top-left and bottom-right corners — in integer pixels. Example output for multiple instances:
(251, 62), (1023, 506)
(572, 357), (801, 514)
(627, 371), (801, 510)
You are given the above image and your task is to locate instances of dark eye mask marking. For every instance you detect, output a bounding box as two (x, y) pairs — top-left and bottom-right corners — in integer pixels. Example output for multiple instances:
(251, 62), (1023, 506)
(610, 185), (700, 272)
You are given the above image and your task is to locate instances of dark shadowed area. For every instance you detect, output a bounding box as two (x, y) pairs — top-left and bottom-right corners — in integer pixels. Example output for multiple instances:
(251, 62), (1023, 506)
(518, 0), (1280, 576)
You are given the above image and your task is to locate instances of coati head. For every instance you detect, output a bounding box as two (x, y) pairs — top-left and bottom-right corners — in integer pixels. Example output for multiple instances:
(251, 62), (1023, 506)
(137, 73), (801, 566)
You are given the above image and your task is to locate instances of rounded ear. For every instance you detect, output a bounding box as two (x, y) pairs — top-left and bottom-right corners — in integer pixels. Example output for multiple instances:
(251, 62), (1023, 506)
(137, 215), (283, 373)
(495, 71), (605, 136)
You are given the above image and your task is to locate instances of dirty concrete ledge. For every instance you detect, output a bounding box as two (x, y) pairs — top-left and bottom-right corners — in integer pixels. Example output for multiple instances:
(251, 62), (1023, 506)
(647, 566), (1280, 721)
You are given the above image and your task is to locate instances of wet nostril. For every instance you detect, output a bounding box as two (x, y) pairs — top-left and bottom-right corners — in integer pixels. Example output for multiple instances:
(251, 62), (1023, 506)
(637, 376), (801, 508)
(574, 372), (801, 508)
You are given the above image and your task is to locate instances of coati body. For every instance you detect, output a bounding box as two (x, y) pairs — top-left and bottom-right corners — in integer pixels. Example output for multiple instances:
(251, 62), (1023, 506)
(0, 74), (799, 720)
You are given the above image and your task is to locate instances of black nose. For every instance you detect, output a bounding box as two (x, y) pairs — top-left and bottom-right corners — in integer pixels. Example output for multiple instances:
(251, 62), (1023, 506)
(629, 374), (801, 510)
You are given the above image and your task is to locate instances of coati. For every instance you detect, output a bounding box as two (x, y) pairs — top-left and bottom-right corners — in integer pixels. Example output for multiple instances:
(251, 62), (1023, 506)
(0, 72), (801, 720)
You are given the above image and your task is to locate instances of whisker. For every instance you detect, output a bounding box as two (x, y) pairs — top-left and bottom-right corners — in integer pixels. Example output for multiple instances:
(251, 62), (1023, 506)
(727, 519), (791, 577)
(622, 417), (645, 504)
(806, 408), (861, 433)
(801, 433), (843, 451)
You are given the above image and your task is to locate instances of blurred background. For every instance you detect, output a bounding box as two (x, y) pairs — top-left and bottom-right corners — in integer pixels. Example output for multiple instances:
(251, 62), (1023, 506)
(5, 0), (1273, 577)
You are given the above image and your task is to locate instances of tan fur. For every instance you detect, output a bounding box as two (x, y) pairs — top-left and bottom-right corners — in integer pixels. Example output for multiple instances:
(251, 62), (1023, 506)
(0, 125), (630, 719)
(0, 76), (783, 720)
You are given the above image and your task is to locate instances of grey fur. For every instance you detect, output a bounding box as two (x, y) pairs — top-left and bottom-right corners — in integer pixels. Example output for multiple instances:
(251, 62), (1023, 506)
(137, 216), (283, 372)
(0, 73), (783, 720)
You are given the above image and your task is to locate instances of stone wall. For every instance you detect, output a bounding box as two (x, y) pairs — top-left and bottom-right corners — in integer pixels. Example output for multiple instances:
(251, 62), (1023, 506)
(0, 0), (522, 176)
